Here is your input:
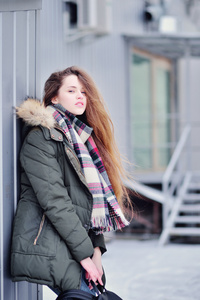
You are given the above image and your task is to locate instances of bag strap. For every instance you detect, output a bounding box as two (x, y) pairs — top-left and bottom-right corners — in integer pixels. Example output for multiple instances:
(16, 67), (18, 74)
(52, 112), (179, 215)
(91, 282), (105, 295)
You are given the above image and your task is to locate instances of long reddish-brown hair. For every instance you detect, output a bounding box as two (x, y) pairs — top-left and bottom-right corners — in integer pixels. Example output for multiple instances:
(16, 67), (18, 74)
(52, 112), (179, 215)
(43, 66), (132, 213)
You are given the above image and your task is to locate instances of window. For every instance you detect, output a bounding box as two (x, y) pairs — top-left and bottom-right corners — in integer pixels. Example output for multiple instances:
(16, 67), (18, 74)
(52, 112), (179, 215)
(130, 49), (174, 172)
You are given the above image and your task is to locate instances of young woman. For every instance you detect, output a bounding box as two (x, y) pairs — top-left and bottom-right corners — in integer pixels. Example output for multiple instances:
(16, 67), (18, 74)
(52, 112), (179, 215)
(11, 66), (131, 296)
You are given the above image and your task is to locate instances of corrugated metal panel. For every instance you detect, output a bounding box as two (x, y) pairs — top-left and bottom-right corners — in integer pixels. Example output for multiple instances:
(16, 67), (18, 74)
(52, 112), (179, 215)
(0, 0), (42, 12)
(40, 0), (65, 94)
(0, 7), (42, 300)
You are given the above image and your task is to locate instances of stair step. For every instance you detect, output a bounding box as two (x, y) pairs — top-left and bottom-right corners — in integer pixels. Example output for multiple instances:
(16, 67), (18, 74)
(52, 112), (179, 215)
(169, 227), (200, 236)
(183, 194), (200, 201)
(180, 204), (200, 212)
(191, 171), (200, 177)
(175, 216), (200, 223)
(188, 183), (200, 190)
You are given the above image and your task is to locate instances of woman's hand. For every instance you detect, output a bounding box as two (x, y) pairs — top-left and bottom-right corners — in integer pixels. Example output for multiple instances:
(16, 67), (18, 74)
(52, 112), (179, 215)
(91, 247), (103, 279)
(80, 247), (103, 286)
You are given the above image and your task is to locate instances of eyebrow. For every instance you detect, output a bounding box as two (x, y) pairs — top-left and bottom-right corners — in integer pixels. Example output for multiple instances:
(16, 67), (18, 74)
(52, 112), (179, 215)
(67, 86), (86, 92)
(67, 85), (85, 89)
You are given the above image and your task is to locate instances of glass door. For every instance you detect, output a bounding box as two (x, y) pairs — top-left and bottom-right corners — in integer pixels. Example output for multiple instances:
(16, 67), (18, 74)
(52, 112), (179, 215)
(130, 49), (172, 172)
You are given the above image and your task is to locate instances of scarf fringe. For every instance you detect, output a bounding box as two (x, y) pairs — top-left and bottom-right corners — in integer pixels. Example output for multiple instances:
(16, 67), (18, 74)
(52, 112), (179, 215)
(91, 214), (129, 234)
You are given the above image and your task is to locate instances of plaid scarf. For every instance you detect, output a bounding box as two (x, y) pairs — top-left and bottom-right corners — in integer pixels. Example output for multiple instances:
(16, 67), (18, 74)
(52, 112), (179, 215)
(49, 104), (129, 234)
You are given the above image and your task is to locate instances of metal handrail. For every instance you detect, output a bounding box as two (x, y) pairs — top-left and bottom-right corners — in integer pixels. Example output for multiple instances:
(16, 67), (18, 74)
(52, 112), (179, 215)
(124, 179), (164, 204)
(162, 125), (191, 185)
(162, 125), (191, 226)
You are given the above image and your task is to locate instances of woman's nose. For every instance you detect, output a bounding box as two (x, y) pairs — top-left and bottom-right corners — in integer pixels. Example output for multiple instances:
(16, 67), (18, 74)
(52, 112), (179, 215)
(77, 90), (83, 98)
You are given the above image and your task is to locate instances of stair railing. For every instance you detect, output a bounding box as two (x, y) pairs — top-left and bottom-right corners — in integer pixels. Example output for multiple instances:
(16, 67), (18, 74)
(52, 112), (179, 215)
(162, 125), (191, 228)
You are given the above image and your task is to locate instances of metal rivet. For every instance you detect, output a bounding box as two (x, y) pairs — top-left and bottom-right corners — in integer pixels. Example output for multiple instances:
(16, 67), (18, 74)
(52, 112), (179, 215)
(51, 134), (55, 138)
(58, 136), (62, 140)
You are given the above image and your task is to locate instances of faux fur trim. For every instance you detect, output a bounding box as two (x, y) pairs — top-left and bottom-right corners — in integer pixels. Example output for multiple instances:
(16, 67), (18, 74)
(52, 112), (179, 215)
(16, 98), (56, 129)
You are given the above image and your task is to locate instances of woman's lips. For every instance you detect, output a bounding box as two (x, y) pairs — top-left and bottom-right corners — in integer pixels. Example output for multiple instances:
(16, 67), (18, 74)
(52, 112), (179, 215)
(75, 102), (84, 106)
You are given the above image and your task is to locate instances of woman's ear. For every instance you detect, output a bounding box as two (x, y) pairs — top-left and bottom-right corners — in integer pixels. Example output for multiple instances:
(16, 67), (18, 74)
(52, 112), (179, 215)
(51, 97), (58, 104)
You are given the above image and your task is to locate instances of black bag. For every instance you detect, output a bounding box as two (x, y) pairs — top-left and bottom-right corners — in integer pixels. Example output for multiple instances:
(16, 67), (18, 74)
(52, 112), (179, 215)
(93, 284), (122, 300)
(56, 283), (123, 300)
(56, 288), (94, 300)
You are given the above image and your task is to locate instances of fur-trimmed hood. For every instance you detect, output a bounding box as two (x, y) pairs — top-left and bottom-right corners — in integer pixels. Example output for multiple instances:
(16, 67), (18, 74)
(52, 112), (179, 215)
(16, 98), (56, 129)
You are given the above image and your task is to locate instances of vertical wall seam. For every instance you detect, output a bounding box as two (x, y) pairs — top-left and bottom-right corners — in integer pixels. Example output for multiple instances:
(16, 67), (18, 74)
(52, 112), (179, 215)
(13, 11), (18, 300)
(13, 11), (17, 213)
(0, 12), (4, 300)
(35, 10), (38, 99)
(26, 11), (30, 96)
(35, 9), (41, 100)
(34, 11), (38, 97)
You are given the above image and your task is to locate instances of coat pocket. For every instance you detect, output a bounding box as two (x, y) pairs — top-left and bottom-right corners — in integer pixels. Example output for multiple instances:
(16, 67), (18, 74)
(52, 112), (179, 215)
(12, 200), (58, 257)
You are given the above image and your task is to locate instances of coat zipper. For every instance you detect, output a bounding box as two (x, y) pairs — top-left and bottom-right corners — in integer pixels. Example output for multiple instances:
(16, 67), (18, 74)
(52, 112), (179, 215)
(33, 214), (45, 245)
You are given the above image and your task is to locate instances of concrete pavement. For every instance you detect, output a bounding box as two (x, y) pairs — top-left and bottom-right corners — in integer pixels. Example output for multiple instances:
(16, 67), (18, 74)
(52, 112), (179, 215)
(102, 236), (200, 300)
(43, 236), (200, 300)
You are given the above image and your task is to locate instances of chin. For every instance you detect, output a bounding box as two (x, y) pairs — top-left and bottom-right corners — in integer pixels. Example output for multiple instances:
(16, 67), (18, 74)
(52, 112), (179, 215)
(74, 109), (86, 116)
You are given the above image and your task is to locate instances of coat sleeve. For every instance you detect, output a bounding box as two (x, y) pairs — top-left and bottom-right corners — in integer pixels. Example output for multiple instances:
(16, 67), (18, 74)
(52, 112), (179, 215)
(20, 128), (94, 262)
(88, 230), (107, 255)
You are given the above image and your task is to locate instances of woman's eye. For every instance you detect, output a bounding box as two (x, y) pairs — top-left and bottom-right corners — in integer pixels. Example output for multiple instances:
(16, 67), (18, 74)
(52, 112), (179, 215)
(68, 90), (74, 93)
(81, 91), (86, 95)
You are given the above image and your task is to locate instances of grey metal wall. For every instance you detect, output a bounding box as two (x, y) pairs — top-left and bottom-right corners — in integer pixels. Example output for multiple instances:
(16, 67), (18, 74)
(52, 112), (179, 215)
(0, 1), (42, 300)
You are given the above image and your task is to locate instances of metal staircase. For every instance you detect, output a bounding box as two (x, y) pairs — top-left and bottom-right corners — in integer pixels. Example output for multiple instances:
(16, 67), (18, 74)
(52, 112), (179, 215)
(159, 171), (200, 245)
(158, 125), (200, 245)
(126, 125), (200, 245)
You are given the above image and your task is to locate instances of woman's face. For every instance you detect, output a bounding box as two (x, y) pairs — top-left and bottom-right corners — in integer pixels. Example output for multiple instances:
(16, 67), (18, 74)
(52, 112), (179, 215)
(52, 75), (87, 115)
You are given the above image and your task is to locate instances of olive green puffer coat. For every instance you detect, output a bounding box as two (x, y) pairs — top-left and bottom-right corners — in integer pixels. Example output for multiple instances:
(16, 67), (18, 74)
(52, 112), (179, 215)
(11, 99), (106, 292)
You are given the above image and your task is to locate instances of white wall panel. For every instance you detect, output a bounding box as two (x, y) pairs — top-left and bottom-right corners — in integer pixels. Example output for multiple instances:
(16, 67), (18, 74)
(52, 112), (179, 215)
(178, 57), (200, 171)
(113, 0), (144, 34)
